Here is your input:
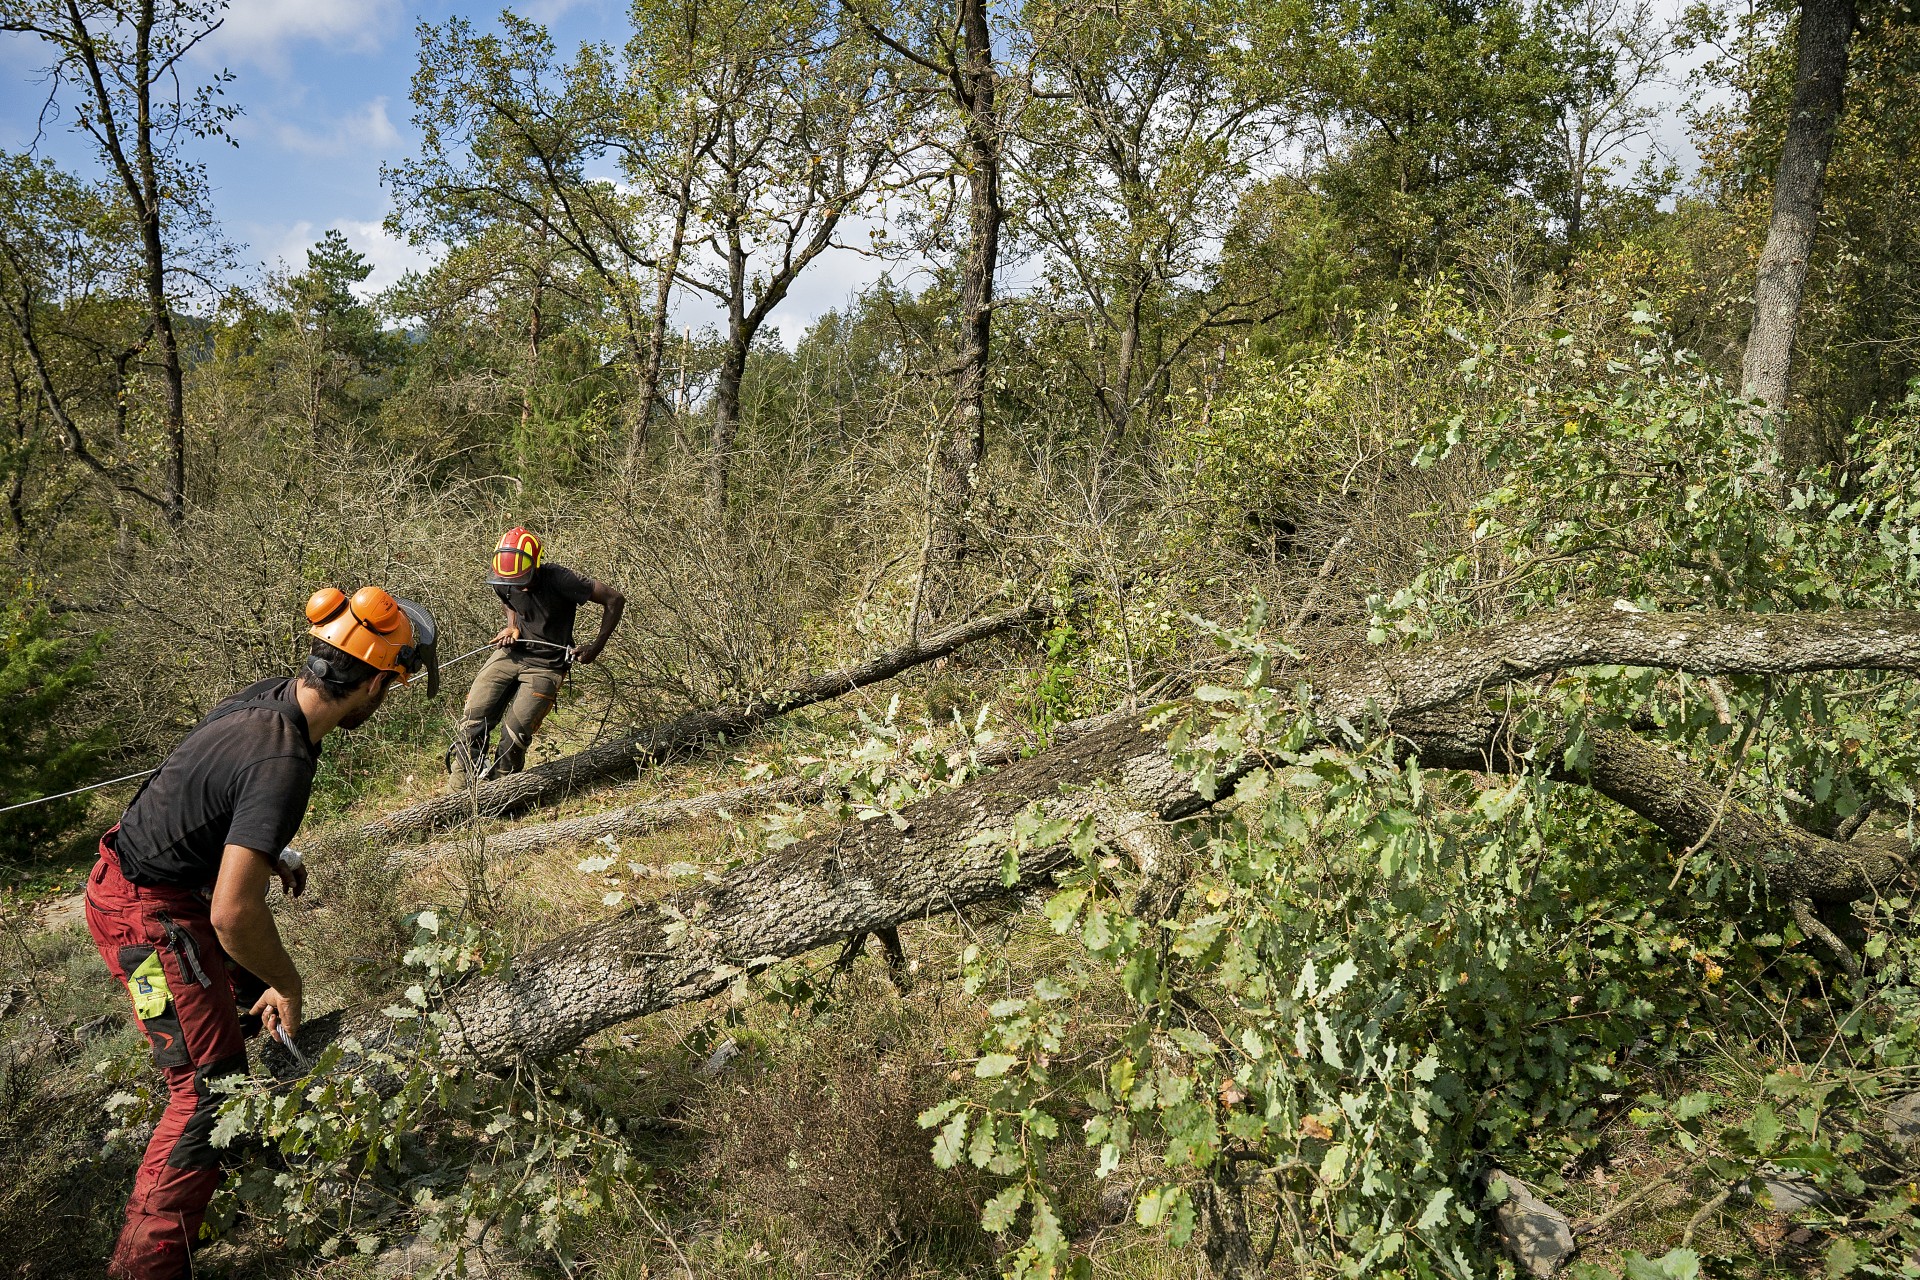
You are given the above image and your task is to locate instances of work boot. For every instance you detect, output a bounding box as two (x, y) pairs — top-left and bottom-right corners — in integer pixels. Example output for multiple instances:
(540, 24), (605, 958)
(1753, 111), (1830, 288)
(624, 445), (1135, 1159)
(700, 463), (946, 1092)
(445, 733), (488, 793)
(488, 725), (531, 778)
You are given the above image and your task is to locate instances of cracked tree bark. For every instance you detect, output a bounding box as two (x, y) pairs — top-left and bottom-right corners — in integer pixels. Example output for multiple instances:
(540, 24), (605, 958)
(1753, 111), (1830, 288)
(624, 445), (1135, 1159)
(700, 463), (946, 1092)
(359, 598), (1052, 845)
(277, 606), (1920, 1075)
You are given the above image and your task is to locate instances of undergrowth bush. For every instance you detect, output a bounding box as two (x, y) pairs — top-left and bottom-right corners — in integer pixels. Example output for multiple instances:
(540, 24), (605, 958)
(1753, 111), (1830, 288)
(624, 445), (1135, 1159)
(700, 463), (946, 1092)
(211, 909), (642, 1268)
(926, 328), (1920, 1277)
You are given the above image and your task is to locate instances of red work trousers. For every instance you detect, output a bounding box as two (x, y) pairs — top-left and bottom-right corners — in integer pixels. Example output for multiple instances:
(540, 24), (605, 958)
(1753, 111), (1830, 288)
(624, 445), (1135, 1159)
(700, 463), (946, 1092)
(84, 833), (248, 1280)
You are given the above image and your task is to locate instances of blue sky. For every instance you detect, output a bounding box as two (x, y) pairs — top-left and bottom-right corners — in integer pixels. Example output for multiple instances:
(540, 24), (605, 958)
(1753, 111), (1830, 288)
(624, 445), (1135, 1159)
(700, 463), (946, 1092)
(0, 0), (888, 340)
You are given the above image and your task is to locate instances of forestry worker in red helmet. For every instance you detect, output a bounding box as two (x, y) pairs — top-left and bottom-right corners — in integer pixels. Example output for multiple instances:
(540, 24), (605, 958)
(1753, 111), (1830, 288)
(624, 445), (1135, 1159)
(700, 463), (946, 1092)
(84, 586), (436, 1280)
(450, 526), (624, 782)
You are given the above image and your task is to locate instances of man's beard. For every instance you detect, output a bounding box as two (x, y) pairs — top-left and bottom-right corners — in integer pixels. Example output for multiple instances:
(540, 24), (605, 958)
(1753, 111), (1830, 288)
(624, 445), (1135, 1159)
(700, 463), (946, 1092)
(338, 684), (390, 730)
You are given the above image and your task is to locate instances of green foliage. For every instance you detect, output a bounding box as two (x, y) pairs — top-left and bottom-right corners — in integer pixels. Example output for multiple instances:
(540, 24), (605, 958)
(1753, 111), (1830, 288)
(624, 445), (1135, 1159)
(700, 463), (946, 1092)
(1178, 282), (1475, 533)
(1274, 0), (1565, 274)
(0, 584), (114, 866)
(211, 910), (641, 1263)
(942, 630), (1755, 1276)
(931, 320), (1920, 1275)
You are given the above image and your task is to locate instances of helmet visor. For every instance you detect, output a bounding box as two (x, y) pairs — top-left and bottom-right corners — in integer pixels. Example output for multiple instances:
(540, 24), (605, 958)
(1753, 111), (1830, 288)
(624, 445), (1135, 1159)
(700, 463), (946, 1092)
(490, 544), (537, 583)
(394, 598), (440, 696)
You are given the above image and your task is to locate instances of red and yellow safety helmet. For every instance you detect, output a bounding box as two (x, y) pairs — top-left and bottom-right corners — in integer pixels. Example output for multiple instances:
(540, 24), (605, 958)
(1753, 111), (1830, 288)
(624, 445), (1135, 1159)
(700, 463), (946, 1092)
(488, 526), (543, 586)
(305, 586), (440, 694)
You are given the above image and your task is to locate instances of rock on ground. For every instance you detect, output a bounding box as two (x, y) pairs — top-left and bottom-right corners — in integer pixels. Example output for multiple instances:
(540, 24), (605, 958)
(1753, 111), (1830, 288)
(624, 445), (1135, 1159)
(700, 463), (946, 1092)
(1488, 1168), (1576, 1278)
(1759, 1167), (1828, 1213)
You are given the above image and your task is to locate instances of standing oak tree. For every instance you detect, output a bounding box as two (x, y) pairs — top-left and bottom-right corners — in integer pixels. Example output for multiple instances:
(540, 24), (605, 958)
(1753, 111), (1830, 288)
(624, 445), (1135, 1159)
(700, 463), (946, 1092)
(0, 0), (236, 524)
(856, 0), (1008, 579)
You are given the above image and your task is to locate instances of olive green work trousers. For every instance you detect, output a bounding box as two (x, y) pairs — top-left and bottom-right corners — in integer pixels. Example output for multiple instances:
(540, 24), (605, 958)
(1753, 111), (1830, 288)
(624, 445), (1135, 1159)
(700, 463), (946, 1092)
(452, 651), (564, 780)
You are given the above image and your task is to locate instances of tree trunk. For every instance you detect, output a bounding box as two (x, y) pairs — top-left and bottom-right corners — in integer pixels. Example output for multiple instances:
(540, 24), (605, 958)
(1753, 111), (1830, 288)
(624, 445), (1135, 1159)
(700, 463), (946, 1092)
(931, 0), (1002, 581)
(382, 717), (1116, 876)
(285, 606), (1920, 1073)
(359, 596), (1052, 844)
(707, 337), (746, 519)
(521, 258), (546, 439)
(51, 0), (188, 521)
(632, 109), (704, 472)
(1740, 0), (1855, 471)
(131, 2), (185, 522)
(707, 215), (748, 518)
(386, 774), (822, 874)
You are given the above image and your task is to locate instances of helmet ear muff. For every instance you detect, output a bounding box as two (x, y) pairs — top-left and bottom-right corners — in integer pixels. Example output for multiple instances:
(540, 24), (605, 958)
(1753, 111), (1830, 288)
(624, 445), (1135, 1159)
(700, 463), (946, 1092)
(306, 587), (347, 626)
(350, 585), (405, 634)
(306, 584), (417, 685)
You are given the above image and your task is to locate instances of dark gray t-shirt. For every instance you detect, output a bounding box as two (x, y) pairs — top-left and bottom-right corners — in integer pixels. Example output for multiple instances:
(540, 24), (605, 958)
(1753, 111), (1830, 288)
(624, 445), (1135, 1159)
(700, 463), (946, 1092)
(114, 678), (319, 889)
(495, 563), (595, 669)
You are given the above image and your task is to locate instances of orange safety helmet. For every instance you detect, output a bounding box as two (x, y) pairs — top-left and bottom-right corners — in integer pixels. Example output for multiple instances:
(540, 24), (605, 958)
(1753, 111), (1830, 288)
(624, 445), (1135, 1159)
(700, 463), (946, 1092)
(488, 527), (543, 586)
(305, 586), (440, 695)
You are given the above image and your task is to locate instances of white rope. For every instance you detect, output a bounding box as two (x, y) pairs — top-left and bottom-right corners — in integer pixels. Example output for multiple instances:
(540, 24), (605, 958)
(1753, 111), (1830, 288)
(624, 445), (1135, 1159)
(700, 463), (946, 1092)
(0, 767), (163, 815)
(437, 642), (498, 671)
(0, 640), (530, 816)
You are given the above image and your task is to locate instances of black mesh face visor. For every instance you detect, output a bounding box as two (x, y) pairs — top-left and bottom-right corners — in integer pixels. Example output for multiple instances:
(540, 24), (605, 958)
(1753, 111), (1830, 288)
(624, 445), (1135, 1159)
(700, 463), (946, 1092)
(394, 598), (440, 697)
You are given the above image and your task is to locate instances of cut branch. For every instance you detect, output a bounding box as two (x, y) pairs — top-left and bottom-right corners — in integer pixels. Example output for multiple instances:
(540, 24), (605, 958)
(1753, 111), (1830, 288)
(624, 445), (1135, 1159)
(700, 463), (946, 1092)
(358, 598), (1051, 845)
(385, 775), (821, 873)
(1395, 710), (1909, 901)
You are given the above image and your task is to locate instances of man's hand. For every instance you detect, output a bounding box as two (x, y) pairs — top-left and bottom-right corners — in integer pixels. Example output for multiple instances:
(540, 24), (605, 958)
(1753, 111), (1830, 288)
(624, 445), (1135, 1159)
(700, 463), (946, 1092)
(571, 641), (601, 665)
(275, 859), (307, 898)
(252, 983), (302, 1040)
(491, 625), (521, 648)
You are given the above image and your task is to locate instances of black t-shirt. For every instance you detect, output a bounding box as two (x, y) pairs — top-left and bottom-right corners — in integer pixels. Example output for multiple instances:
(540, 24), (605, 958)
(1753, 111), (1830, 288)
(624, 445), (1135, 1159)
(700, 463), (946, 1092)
(114, 678), (320, 890)
(495, 563), (595, 669)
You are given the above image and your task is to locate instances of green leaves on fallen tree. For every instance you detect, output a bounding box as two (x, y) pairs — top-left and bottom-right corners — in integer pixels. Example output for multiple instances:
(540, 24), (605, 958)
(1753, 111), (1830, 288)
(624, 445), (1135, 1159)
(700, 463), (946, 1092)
(210, 911), (641, 1263)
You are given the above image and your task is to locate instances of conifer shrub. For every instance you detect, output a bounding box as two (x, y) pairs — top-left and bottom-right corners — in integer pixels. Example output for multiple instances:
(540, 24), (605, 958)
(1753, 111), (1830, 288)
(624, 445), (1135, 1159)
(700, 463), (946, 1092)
(0, 584), (114, 870)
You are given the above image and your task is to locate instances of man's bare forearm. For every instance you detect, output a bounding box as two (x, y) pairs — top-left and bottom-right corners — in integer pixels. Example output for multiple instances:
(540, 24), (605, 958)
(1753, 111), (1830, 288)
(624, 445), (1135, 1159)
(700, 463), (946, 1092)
(590, 596), (623, 650)
(213, 898), (301, 993)
(209, 844), (301, 993)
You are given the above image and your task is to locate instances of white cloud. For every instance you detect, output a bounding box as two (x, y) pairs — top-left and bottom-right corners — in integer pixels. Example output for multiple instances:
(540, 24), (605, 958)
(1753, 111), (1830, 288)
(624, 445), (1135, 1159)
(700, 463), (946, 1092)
(765, 246), (894, 349)
(257, 97), (401, 158)
(204, 0), (399, 73)
(263, 218), (438, 297)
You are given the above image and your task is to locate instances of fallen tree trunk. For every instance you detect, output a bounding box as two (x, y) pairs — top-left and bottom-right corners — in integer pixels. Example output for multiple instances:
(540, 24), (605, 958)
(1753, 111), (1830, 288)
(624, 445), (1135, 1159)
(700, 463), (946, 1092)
(360, 598), (1051, 845)
(384, 775), (821, 873)
(279, 606), (1920, 1074)
(1398, 707), (1908, 900)
(382, 718), (1119, 874)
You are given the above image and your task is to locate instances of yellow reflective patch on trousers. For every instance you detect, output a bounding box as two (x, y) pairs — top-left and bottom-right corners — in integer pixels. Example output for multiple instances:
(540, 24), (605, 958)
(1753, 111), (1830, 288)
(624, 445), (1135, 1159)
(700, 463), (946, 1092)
(127, 950), (171, 1020)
